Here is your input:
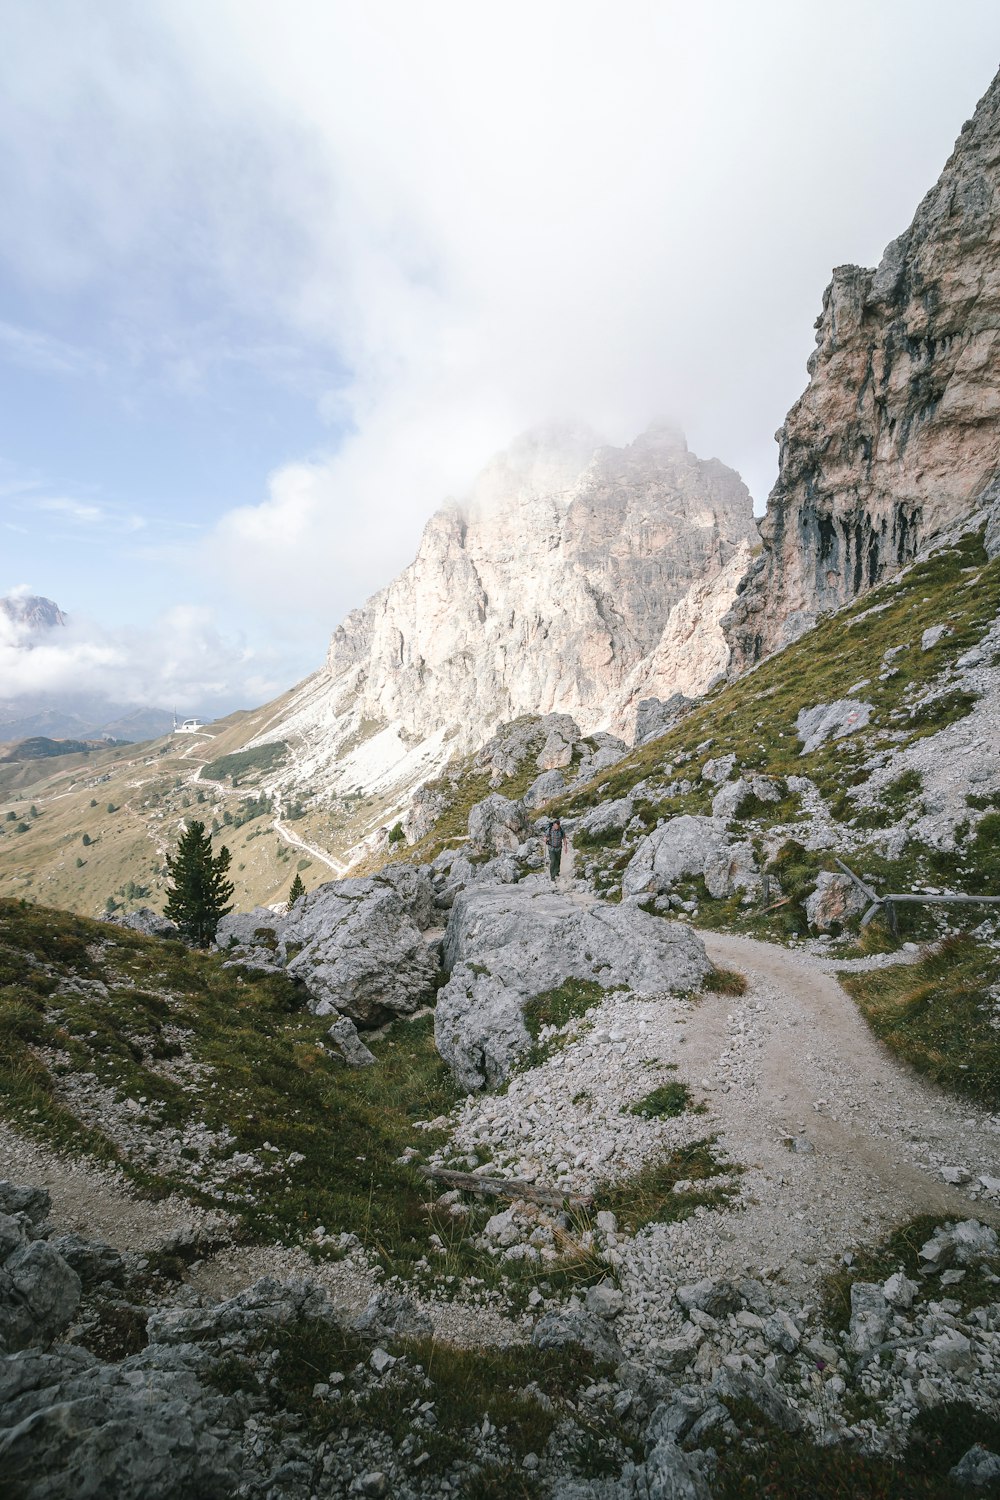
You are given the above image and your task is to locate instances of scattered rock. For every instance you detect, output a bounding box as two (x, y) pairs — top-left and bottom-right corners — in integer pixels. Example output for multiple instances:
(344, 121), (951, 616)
(532, 1305), (622, 1365)
(795, 699), (874, 755)
(883, 1271), (919, 1309)
(844, 1282), (890, 1358)
(101, 907), (180, 940)
(354, 1289), (432, 1342)
(326, 1016), (377, 1068)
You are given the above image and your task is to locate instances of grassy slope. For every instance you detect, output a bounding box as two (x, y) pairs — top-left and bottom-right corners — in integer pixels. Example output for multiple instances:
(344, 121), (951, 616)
(0, 690), (330, 917)
(0, 899), (733, 1286)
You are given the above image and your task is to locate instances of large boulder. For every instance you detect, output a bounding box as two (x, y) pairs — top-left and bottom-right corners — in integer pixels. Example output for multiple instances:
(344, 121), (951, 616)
(524, 769), (566, 808)
(574, 797), (634, 844)
(634, 693), (694, 746)
(216, 871), (439, 1027)
(795, 698), (874, 755)
(468, 793), (530, 855)
(805, 871), (868, 931)
(0, 1194), (81, 1354)
(436, 885), (709, 1089)
(622, 815), (759, 901)
(536, 724), (576, 771)
(532, 1305), (622, 1365)
(282, 880), (439, 1025)
(0, 1344), (243, 1499)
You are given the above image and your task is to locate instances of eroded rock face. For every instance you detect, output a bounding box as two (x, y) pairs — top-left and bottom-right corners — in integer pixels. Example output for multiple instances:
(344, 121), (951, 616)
(326, 424), (756, 752)
(727, 71), (1000, 669)
(435, 885), (709, 1090)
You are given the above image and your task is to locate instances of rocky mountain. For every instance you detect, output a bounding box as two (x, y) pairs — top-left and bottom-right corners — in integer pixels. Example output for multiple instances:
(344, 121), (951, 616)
(726, 69), (1000, 669)
(0, 594), (67, 633)
(245, 423), (755, 849)
(326, 423), (755, 747)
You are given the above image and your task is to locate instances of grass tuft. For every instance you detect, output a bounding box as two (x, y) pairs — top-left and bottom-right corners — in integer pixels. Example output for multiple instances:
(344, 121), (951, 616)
(842, 936), (1000, 1109)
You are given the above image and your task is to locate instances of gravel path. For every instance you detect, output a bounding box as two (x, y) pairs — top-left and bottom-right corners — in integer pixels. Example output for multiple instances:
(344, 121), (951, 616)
(440, 924), (1000, 1367)
(0, 1123), (231, 1247)
(5, 918), (999, 1363)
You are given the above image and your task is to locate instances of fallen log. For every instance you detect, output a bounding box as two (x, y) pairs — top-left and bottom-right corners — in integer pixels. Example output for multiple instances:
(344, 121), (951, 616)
(421, 1165), (594, 1211)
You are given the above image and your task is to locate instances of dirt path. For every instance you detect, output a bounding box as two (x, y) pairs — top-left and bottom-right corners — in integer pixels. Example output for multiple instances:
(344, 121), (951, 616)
(272, 811), (347, 877)
(0, 1122), (230, 1248)
(668, 929), (1000, 1289)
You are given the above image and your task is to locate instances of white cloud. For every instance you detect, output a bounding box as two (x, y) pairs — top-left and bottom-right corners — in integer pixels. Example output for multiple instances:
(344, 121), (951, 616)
(0, 602), (283, 712)
(36, 498), (107, 525)
(179, 0), (1000, 620)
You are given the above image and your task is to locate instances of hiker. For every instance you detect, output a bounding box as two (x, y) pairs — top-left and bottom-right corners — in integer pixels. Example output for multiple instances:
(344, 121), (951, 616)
(544, 816), (569, 882)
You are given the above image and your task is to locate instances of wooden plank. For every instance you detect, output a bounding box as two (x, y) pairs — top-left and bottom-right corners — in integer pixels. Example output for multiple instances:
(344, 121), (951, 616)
(881, 893), (1000, 906)
(422, 1165), (593, 1210)
(834, 858), (879, 903)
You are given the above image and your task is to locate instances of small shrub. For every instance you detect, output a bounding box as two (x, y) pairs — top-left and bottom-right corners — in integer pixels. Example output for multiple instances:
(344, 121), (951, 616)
(629, 1082), (703, 1118)
(702, 967), (748, 996)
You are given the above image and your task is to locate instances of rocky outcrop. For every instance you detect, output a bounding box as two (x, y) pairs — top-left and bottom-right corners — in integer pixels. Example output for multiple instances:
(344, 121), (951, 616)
(216, 869), (439, 1027)
(622, 815), (760, 902)
(435, 885), (709, 1089)
(101, 907), (179, 940)
(0, 1190), (81, 1354)
(727, 69), (1000, 668)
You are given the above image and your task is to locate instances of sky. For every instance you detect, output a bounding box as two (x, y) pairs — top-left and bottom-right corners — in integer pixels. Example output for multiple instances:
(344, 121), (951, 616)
(1, 1), (1000, 716)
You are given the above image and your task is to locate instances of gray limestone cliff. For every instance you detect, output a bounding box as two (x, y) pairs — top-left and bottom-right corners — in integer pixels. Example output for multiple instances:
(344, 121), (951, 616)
(325, 422), (755, 749)
(726, 68), (1000, 668)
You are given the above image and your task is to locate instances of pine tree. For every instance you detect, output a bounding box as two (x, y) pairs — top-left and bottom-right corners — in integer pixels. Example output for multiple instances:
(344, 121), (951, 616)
(164, 820), (234, 947)
(288, 872), (306, 905)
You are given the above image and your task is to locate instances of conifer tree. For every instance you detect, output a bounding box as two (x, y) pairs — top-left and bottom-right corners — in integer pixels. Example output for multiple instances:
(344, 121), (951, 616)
(164, 820), (234, 946)
(287, 872), (306, 905)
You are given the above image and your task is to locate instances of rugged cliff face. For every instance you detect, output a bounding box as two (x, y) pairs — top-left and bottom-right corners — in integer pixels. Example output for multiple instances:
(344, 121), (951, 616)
(326, 422), (755, 748)
(726, 68), (1000, 668)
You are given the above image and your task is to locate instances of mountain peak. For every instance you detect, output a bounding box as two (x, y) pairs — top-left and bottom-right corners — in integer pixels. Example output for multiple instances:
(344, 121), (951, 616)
(0, 594), (67, 633)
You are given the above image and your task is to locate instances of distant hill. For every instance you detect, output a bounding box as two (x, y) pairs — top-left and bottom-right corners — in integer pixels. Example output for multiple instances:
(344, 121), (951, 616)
(0, 592), (181, 742)
(0, 736), (97, 763)
(0, 696), (175, 744)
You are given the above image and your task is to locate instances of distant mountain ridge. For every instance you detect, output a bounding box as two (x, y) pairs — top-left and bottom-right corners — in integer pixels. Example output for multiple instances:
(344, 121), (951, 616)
(0, 592), (177, 743)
